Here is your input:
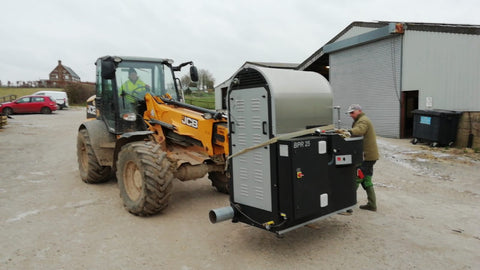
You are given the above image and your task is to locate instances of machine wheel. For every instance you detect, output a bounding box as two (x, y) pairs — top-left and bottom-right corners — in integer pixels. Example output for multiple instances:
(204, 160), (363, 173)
(208, 172), (229, 194)
(116, 141), (174, 216)
(41, 107), (51, 114)
(77, 129), (112, 183)
(411, 138), (418, 145)
(2, 107), (13, 116)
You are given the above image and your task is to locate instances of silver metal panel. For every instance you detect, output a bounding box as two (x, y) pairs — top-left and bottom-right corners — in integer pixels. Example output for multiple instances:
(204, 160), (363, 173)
(402, 30), (480, 111)
(245, 66), (333, 135)
(277, 206), (354, 235)
(230, 87), (272, 212)
(330, 36), (402, 138)
(325, 23), (399, 53)
(336, 26), (379, 41)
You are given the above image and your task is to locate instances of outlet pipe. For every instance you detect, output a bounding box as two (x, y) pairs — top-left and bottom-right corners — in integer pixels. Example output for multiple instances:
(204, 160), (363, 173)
(333, 106), (341, 129)
(209, 206), (235, 224)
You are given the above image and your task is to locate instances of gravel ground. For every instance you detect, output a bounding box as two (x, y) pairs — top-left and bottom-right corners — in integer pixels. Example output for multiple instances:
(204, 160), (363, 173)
(0, 108), (479, 270)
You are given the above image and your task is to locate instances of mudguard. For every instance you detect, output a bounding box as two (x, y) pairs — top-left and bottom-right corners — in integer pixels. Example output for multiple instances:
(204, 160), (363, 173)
(79, 120), (116, 166)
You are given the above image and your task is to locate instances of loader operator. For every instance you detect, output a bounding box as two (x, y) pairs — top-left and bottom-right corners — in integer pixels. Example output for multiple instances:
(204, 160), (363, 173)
(119, 68), (150, 104)
(348, 104), (378, 212)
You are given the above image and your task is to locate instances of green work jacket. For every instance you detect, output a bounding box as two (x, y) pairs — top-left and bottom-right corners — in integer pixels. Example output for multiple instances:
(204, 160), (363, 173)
(119, 79), (146, 93)
(351, 113), (379, 161)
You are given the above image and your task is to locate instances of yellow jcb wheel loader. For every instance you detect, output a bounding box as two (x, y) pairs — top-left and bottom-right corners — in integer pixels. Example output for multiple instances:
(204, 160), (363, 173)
(77, 56), (228, 216)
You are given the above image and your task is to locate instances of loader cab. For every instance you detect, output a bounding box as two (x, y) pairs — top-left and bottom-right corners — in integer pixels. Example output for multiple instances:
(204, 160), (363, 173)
(95, 56), (196, 134)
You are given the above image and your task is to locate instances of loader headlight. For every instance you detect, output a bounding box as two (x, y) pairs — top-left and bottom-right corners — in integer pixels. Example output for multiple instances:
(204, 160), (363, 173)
(203, 112), (213, 120)
(122, 113), (137, 121)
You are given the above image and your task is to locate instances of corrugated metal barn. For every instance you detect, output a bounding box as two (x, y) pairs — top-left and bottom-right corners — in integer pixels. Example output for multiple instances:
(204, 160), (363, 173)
(298, 21), (480, 145)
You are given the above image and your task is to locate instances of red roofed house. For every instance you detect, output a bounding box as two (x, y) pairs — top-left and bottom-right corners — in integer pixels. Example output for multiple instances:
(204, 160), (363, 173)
(48, 60), (81, 87)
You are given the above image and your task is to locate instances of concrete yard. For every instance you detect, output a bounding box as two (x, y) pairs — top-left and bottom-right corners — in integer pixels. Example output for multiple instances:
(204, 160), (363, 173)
(0, 108), (479, 269)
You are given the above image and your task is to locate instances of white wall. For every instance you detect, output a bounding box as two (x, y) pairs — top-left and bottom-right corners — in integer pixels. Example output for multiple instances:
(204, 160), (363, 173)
(330, 36), (402, 138)
(402, 30), (480, 111)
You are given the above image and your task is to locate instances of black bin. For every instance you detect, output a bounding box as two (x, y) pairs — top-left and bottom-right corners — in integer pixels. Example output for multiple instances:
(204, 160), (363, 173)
(411, 109), (462, 146)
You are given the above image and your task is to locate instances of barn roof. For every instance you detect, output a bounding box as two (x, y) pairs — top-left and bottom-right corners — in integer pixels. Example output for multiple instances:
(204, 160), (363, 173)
(298, 21), (480, 71)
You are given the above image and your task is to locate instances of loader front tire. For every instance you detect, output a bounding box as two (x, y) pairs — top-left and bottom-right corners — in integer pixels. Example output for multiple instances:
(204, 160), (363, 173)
(208, 172), (229, 194)
(117, 141), (173, 216)
(77, 129), (112, 183)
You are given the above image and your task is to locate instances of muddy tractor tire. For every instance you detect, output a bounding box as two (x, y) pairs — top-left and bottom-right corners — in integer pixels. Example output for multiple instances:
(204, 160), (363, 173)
(208, 172), (229, 194)
(77, 129), (112, 183)
(116, 141), (174, 216)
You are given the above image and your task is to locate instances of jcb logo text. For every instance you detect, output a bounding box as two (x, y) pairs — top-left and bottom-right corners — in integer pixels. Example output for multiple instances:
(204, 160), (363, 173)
(182, 116), (198, 129)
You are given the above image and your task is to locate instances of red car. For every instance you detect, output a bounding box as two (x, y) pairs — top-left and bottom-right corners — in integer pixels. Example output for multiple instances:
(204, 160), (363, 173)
(0, 95), (58, 115)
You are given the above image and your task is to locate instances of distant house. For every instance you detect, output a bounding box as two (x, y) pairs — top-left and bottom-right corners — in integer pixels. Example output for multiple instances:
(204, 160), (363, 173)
(48, 60), (81, 87)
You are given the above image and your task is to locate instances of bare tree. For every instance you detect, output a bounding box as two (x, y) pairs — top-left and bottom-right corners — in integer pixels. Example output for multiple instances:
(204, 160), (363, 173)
(180, 75), (192, 89)
(198, 69), (215, 91)
(180, 69), (215, 91)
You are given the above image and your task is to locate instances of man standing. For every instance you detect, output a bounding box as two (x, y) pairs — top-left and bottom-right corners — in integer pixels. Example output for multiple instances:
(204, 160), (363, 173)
(348, 104), (379, 211)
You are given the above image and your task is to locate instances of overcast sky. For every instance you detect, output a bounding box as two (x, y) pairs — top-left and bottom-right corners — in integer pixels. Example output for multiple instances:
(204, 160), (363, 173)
(1, 0), (479, 86)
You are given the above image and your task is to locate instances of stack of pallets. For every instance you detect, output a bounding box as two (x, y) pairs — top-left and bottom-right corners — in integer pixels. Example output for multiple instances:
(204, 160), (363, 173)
(0, 114), (7, 128)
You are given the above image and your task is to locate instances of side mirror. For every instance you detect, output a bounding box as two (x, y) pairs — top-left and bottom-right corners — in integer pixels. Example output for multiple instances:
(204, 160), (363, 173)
(190, 66), (199, 82)
(101, 60), (116, 80)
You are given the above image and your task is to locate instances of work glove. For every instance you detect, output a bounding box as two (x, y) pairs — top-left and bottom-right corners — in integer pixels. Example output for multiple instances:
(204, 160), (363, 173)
(334, 129), (351, 138)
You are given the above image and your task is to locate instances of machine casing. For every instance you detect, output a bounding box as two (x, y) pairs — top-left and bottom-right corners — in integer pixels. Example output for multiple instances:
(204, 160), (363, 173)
(274, 135), (363, 233)
(226, 66), (363, 234)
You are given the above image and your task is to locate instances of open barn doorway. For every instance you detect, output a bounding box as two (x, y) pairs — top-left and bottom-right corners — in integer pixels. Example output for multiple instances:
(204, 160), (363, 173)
(401, 90), (418, 138)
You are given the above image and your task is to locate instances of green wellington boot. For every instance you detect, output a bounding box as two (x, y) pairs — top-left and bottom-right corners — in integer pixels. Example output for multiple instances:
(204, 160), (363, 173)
(359, 186), (377, 211)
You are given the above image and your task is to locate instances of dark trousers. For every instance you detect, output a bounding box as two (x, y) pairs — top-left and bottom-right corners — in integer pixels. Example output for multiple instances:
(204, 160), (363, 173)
(358, 160), (376, 177)
(357, 160), (376, 189)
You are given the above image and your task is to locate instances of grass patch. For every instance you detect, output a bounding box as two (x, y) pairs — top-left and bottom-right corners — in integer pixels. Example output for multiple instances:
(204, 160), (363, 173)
(184, 92), (215, 109)
(1, 88), (216, 109)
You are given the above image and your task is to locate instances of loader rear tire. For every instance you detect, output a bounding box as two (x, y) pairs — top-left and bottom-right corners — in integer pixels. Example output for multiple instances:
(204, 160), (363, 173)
(77, 129), (112, 183)
(208, 172), (229, 194)
(117, 141), (174, 216)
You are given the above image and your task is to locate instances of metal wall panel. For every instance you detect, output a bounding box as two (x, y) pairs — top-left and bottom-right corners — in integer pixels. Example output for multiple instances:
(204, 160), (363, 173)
(402, 31), (480, 111)
(330, 36), (402, 138)
(230, 87), (272, 212)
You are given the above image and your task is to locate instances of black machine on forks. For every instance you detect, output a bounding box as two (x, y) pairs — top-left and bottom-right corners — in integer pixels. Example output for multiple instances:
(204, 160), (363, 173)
(209, 65), (363, 235)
